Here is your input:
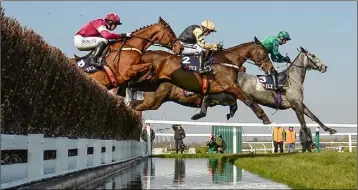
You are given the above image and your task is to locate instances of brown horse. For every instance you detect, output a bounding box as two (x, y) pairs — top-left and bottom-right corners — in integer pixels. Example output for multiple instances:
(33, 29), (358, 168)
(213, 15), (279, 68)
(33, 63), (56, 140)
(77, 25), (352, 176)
(130, 37), (276, 124)
(129, 66), (247, 117)
(69, 17), (183, 90)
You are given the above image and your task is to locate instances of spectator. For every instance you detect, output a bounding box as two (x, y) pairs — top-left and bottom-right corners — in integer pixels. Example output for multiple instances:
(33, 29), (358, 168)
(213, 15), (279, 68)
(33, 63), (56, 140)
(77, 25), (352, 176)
(272, 125), (285, 153)
(299, 127), (313, 153)
(207, 135), (217, 153)
(216, 135), (226, 153)
(285, 127), (296, 152)
(140, 124), (155, 154)
(172, 124), (186, 154)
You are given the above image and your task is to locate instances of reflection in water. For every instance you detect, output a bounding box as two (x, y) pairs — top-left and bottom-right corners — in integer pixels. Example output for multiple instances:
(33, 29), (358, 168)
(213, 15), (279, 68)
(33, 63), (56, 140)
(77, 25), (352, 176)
(89, 158), (289, 189)
(207, 158), (242, 184)
(173, 158), (186, 184)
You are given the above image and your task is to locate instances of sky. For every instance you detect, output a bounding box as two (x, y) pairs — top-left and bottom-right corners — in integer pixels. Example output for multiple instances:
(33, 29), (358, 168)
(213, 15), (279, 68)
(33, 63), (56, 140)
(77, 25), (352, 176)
(2, 1), (357, 139)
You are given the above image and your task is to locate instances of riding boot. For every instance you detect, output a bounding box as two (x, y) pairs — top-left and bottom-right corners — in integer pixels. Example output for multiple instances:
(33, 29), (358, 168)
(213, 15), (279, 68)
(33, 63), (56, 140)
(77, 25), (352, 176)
(89, 42), (107, 67)
(272, 71), (283, 91)
(198, 51), (209, 74)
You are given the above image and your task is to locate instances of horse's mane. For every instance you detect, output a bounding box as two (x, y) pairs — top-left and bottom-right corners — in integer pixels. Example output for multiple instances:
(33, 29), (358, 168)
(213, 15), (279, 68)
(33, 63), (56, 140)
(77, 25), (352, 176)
(131, 23), (158, 34)
(224, 41), (255, 51)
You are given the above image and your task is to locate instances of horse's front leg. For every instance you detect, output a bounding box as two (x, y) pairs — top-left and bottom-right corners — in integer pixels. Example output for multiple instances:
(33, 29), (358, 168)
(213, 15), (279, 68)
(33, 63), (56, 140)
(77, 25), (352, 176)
(227, 102), (238, 120)
(191, 95), (209, 120)
(302, 103), (337, 135)
(291, 101), (312, 144)
(227, 85), (271, 124)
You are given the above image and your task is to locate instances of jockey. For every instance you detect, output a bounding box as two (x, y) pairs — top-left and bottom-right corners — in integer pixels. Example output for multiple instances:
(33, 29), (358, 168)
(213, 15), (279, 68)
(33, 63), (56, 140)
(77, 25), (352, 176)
(178, 19), (224, 74)
(74, 13), (132, 67)
(261, 31), (292, 91)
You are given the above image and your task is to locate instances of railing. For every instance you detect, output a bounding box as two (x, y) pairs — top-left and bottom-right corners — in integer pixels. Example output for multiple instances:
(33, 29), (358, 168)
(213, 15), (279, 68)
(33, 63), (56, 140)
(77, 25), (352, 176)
(0, 134), (147, 189)
(153, 133), (357, 153)
(145, 120), (357, 154)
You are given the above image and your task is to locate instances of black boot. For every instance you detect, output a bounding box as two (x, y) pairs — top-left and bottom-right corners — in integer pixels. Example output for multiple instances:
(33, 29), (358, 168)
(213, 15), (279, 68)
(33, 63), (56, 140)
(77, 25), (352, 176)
(89, 42), (106, 67)
(198, 51), (209, 74)
(272, 71), (283, 91)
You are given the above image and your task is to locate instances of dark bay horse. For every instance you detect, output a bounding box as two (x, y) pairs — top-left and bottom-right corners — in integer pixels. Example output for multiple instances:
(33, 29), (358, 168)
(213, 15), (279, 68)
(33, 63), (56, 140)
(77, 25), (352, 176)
(130, 37), (276, 124)
(69, 17), (183, 90)
(131, 47), (337, 142)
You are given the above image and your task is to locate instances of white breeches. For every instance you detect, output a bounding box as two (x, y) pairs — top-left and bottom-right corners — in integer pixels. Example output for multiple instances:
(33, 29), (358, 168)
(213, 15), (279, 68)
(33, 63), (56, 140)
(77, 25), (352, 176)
(74, 35), (108, 51)
(180, 41), (204, 55)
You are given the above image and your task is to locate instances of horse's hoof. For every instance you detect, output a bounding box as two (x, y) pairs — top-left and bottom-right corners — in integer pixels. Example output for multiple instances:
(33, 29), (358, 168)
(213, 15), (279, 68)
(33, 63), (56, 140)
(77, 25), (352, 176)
(263, 120), (271, 125)
(329, 129), (337, 135)
(191, 114), (201, 120)
(226, 114), (231, 120)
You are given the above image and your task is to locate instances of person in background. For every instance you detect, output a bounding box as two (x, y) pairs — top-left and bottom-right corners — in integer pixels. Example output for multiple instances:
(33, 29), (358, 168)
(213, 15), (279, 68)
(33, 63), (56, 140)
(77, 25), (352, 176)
(285, 127), (296, 153)
(272, 125), (285, 153)
(140, 124), (155, 154)
(207, 135), (217, 153)
(216, 135), (226, 153)
(300, 127), (313, 153)
(172, 124), (186, 154)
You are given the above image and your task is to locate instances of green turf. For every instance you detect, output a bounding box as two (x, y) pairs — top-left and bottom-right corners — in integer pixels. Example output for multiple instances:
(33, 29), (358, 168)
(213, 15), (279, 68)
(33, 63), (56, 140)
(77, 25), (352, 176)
(153, 150), (357, 189)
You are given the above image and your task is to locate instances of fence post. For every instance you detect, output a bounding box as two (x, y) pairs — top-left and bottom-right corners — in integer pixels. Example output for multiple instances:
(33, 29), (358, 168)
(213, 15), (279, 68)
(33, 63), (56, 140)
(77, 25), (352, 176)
(27, 134), (44, 179)
(55, 137), (69, 173)
(348, 134), (352, 153)
(233, 127), (237, 154)
(315, 127), (320, 152)
(104, 140), (113, 164)
(146, 125), (152, 156)
(93, 140), (101, 166)
(77, 138), (88, 169)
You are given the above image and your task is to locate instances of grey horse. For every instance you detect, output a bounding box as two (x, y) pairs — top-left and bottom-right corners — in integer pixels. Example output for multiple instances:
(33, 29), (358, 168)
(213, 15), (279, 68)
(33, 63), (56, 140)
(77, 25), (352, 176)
(129, 47), (338, 142)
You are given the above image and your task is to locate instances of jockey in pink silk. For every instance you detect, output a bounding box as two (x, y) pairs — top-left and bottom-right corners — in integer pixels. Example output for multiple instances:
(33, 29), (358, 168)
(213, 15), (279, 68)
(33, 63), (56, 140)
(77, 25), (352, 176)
(74, 13), (132, 67)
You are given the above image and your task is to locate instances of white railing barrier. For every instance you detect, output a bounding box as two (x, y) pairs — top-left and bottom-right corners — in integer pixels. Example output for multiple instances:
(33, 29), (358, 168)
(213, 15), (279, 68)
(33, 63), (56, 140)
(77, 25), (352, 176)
(145, 120), (356, 154)
(153, 132), (357, 153)
(1, 134), (147, 189)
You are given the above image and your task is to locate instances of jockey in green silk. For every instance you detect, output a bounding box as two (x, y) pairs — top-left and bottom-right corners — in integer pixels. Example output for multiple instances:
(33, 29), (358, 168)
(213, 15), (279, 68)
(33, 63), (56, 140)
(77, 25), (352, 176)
(261, 31), (292, 91)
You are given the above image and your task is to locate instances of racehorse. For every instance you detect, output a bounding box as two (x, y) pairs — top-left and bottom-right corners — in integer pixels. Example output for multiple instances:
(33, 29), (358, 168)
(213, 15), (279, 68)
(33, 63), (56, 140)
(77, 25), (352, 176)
(70, 17), (183, 90)
(130, 47), (337, 142)
(128, 37), (276, 124)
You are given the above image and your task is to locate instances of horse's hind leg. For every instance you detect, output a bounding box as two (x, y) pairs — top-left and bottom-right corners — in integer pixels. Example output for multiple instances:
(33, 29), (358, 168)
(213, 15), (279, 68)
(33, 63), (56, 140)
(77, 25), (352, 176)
(191, 95), (209, 120)
(302, 103), (337, 134)
(228, 85), (271, 124)
(131, 88), (168, 111)
(227, 102), (238, 120)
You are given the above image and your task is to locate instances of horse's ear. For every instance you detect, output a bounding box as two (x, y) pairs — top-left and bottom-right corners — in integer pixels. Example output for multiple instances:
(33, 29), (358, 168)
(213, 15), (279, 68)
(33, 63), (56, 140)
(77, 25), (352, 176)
(158, 16), (164, 24)
(300, 46), (307, 53)
(254, 36), (262, 45)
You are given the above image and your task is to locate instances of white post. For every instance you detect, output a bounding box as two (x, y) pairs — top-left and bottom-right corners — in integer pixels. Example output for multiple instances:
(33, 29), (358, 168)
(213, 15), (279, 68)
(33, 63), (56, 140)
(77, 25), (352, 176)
(233, 127), (237, 154)
(233, 165), (237, 184)
(113, 140), (120, 162)
(55, 137), (69, 173)
(77, 138), (88, 169)
(146, 125), (152, 156)
(93, 140), (101, 166)
(348, 134), (352, 153)
(262, 143), (267, 154)
(27, 134), (44, 179)
(104, 140), (113, 164)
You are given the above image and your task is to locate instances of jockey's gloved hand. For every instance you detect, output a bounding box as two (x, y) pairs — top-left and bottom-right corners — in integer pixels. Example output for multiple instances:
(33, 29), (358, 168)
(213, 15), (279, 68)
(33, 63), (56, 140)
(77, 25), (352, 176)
(284, 56), (291, 63)
(217, 43), (224, 51)
(125, 32), (132, 37)
(120, 33), (132, 39)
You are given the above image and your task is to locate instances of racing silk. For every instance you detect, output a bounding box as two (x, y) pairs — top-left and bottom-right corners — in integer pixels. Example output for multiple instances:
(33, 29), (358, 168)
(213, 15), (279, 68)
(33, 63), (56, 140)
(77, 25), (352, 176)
(178, 25), (217, 50)
(261, 36), (286, 63)
(76, 19), (121, 39)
